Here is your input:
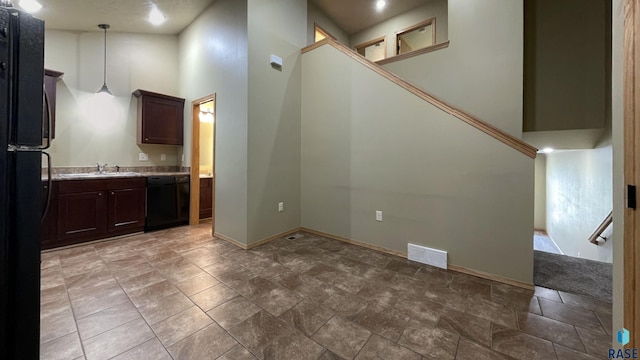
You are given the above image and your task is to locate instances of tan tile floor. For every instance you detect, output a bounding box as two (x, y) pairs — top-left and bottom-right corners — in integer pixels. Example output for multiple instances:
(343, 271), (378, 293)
(40, 224), (612, 360)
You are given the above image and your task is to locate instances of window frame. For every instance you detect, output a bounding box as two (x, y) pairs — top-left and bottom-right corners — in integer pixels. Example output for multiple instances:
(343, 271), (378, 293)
(395, 18), (437, 56)
(354, 36), (387, 62)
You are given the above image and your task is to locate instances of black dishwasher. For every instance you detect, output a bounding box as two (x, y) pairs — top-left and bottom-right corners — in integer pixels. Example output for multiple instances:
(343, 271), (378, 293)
(145, 175), (190, 231)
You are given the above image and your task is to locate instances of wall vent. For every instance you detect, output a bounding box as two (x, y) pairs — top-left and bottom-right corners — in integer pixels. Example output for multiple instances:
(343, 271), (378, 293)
(407, 243), (447, 269)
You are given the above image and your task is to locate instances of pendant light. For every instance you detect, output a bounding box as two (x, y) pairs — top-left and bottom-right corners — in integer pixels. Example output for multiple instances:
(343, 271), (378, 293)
(96, 24), (113, 96)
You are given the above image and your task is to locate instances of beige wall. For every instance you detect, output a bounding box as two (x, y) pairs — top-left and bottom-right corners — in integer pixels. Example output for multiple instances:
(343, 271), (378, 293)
(307, 2), (349, 45)
(199, 121), (214, 172)
(524, 0), (609, 132)
(545, 147), (613, 262)
(247, 0), (306, 244)
(302, 44), (534, 283)
(534, 154), (546, 230)
(611, 0), (623, 340)
(179, 0), (249, 243)
(383, 0), (524, 138)
(44, 30), (180, 167)
(349, 0), (448, 58)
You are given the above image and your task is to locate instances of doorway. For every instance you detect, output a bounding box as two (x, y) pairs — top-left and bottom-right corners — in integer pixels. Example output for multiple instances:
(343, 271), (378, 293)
(189, 94), (216, 234)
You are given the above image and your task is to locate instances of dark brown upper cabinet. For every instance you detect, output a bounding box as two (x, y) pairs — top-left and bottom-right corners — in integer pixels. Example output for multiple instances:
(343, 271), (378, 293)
(133, 89), (185, 145)
(44, 69), (63, 140)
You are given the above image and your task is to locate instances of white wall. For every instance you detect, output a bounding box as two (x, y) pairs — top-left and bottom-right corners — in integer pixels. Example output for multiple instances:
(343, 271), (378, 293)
(383, 0), (524, 138)
(349, 0), (448, 57)
(307, 2), (349, 45)
(546, 147), (613, 262)
(179, 0), (249, 243)
(534, 154), (546, 230)
(302, 44), (535, 283)
(44, 30), (180, 167)
(246, 0), (306, 244)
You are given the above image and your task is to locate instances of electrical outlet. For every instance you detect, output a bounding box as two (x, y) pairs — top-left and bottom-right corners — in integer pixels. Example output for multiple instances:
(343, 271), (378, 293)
(160, 154), (166, 161)
(376, 211), (382, 221)
(139, 153), (149, 161)
(278, 202), (284, 212)
(181, 154), (185, 162)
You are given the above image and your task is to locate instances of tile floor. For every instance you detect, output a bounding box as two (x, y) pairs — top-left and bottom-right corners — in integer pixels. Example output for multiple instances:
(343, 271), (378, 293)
(40, 224), (612, 360)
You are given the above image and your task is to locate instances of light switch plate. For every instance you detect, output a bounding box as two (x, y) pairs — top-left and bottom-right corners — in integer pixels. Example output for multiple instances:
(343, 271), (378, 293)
(139, 153), (149, 161)
(160, 154), (166, 161)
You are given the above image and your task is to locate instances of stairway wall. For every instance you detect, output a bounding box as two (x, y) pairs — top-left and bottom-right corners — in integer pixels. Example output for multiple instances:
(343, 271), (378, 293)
(382, 0), (524, 138)
(301, 44), (535, 284)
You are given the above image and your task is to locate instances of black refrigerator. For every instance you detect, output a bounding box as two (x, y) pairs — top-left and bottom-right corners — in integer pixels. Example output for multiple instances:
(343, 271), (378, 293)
(0, 5), (46, 360)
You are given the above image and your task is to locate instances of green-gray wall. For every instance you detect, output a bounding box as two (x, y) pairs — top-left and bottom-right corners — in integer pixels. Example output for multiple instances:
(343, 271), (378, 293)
(524, 0), (610, 132)
(247, 0), (306, 244)
(349, 0), (448, 56)
(301, 44), (535, 284)
(179, 0), (249, 243)
(383, 0), (524, 138)
(307, 2), (349, 45)
(44, 30), (180, 168)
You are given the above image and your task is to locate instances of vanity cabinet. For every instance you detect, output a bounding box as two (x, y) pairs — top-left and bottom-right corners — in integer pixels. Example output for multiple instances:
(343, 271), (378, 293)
(44, 178), (146, 249)
(199, 177), (213, 219)
(133, 89), (185, 145)
(44, 69), (63, 140)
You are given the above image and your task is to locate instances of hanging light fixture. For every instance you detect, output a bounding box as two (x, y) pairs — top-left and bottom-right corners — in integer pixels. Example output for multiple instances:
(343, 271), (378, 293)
(96, 24), (113, 96)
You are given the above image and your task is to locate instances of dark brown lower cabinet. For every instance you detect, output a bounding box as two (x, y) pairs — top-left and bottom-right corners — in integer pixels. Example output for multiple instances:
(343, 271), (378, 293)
(199, 177), (213, 219)
(43, 177), (146, 250)
(108, 187), (146, 234)
(57, 190), (107, 242)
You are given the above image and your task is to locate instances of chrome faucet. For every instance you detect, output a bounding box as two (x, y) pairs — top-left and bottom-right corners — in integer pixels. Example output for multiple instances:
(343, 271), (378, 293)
(97, 163), (108, 174)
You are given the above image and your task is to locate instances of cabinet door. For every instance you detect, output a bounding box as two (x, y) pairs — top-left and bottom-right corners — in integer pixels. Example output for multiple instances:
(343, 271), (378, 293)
(43, 74), (57, 139)
(140, 97), (183, 145)
(107, 188), (146, 234)
(41, 181), (58, 249)
(199, 178), (212, 219)
(57, 191), (107, 241)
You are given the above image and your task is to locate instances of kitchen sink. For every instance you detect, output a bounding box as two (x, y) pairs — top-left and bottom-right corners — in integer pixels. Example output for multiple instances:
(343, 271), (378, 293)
(58, 172), (140, 178)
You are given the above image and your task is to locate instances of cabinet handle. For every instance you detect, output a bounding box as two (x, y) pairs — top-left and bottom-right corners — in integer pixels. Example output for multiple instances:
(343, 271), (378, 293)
(98, 192), (103, 196)
(145, 138), (149, 141)
(111, 192), (115, 195)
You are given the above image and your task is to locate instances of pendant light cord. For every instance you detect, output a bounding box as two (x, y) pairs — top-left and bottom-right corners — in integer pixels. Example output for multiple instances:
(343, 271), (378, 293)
(102, 26), (107, 86)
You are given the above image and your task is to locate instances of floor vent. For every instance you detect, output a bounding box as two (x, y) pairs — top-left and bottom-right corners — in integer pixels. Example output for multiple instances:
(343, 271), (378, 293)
(408, 243), (447, 269)
(287, 233), (304, 240)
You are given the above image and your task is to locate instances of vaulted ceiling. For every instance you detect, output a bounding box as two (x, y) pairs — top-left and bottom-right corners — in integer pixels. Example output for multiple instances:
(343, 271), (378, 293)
(25, 0), (433, 35)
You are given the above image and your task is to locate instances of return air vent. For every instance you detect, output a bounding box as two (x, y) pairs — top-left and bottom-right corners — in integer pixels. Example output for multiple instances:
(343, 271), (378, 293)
(407, 243), (447, 269)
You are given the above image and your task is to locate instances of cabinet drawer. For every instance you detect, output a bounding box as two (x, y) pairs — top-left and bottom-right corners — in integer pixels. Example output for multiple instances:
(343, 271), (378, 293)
(58, 177), (145, 194)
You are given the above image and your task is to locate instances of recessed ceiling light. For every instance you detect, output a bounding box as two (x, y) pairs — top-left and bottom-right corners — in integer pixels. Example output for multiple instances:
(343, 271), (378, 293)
(148, 5), (166, 26)
(376, 0), (386, 11)
(19, 0), (42, 13)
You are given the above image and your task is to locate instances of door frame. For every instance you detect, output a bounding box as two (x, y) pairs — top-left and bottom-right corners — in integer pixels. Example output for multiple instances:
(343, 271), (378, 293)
(189, 94), (216, 233)
(624, 0), (639, 347)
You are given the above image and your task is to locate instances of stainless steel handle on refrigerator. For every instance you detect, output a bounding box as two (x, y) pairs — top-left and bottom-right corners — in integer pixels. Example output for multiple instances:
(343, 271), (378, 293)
(41, 151), (52, 222)
(40, 87), (51, 150)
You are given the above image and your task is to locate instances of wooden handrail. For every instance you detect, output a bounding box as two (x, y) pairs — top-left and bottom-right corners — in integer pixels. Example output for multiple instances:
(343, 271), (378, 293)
(589, 211), (613, 244)
(302, 38), (538, 159)
(375, 41), (450, 66)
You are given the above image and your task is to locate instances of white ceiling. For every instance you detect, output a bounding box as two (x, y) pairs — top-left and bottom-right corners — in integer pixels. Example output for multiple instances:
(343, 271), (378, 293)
(32, 0), (215, 35)
(23, 0), (433, 36)
(310, 0), (436, 35)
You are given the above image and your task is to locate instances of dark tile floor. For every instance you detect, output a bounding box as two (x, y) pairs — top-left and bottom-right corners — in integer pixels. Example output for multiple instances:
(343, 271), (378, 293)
(40, 224), (612, 360)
